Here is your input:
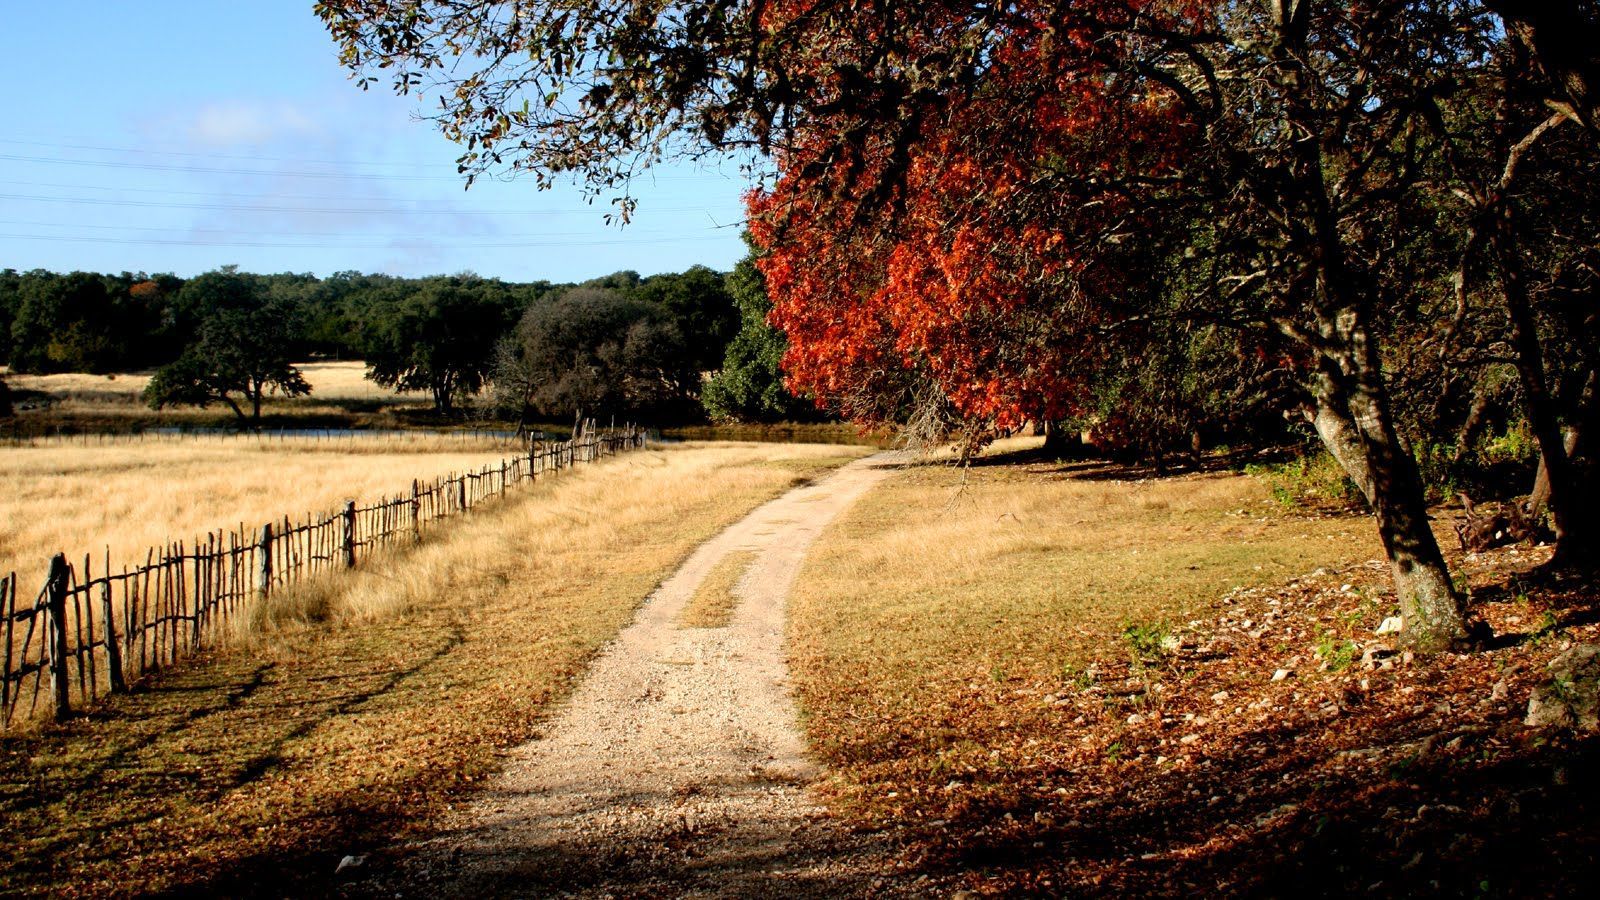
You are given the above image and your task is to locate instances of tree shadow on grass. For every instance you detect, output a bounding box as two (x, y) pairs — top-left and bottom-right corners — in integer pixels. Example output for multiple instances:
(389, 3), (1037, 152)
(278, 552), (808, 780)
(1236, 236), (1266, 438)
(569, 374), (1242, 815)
(0, 623), (466, 897)
(887, 685), (1600, 897)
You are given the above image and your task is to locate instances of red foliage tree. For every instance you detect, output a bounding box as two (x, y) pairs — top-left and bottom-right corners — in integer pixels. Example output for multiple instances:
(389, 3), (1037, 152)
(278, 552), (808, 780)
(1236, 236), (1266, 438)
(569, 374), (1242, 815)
(750, 6), (1198, 447)
(320, 0), (1509, 648)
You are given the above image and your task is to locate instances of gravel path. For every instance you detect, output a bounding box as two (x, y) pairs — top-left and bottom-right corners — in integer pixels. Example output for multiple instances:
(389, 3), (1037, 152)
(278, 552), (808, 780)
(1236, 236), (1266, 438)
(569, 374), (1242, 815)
(397, 452), (910, 897)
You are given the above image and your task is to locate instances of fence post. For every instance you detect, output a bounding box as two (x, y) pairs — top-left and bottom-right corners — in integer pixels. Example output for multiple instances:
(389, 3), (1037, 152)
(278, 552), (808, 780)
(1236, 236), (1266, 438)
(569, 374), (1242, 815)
(192, 546), (203, 648)
(343, 500), (358, 568)
(411, 479), (422, 543)
(101, 567), (125, 693)
(528, 441), (537, 479)
(458, 475), (467, 511)
(258, 523), (273, 598)
(46, 553), (71, 721)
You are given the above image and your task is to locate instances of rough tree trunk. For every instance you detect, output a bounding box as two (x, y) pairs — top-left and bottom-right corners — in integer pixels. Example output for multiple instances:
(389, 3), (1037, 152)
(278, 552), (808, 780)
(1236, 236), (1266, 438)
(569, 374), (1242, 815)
(1531, 369), (1596, 509)
(1310, 364), (1468, 652)
(1042, 420), (1080, 458)
(1489, 202), (1594, 569)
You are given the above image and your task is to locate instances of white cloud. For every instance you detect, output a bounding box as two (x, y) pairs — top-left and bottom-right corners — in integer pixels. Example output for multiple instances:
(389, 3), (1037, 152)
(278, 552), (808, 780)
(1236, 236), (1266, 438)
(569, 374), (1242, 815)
(184, 100), (322, 147)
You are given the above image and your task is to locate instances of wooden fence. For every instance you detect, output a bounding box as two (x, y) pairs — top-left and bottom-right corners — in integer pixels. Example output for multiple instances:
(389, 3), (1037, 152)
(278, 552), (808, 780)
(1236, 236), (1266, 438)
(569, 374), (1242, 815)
(0, 421), (644, 730)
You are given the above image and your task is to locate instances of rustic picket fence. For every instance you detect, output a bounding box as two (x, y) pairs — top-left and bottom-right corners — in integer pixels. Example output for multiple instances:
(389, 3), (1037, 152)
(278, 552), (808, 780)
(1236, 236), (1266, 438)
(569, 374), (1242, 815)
(0, 421), (644, 730)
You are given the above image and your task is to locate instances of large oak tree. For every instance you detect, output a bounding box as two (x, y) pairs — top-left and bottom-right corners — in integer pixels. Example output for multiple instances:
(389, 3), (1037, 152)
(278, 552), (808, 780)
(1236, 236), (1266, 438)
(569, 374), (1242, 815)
(318, 0), (1594, 649)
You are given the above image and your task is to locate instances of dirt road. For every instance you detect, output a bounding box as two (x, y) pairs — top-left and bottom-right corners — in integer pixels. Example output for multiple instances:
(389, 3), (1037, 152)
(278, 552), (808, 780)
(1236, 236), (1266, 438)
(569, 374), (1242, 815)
(396, 452), (908, 897)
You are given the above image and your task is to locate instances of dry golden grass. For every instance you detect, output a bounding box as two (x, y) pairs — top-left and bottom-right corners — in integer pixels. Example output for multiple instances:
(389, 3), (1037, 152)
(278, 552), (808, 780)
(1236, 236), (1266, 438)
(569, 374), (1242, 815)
(676, 550), (758, 629)
(6, 360), (405, 403)
(3, 369), (152, 402)
(0, 433), (516, 589)
(788, 440), (1382, 788)
(295, 360), (413, 401)
(0, 441), (869, 896)
(4, 360), (426, 425)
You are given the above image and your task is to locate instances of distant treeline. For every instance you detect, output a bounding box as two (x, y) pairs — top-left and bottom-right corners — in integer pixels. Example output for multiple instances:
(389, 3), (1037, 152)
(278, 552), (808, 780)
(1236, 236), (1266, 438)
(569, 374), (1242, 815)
(0, 257), (806, 424)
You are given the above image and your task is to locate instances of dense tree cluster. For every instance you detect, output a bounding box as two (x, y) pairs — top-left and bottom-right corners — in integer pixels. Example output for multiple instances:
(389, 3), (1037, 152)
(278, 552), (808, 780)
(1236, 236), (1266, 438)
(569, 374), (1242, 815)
(1, 263), (760, 423)
(320, 0), (1600, 649)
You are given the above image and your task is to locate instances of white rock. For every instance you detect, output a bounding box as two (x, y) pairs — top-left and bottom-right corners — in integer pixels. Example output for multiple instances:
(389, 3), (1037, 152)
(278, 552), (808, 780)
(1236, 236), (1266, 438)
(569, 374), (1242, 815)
(1375, 616), (1404, 635)
(1271, 668), (1292, 682)
(335, 855), (367, 875)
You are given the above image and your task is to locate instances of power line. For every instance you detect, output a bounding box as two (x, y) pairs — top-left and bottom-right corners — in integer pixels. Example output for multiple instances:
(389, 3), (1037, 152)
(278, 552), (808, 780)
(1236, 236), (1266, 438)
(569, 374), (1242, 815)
(0, 141), (748, 182)
(0, 179), (744, 213)
(0, 218), (695, 240)
(0, 192), (727, 216)
(0, 152), (467, 182)
(0, 232), (732, 250)
(0, 137), (449, 169)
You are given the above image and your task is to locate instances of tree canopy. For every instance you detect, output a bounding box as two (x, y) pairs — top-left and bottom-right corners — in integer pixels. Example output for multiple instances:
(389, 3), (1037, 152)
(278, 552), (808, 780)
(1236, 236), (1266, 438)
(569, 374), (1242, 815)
(143, 269), (311, 424)
(319, 0), (1600, 651)
(358, 274), (517, 414)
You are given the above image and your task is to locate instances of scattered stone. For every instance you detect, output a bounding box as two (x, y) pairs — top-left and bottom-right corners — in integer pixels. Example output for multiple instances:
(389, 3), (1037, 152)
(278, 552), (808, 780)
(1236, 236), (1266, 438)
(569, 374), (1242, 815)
(1211, 690), (1230, 703)
(1179, 734), (1199, 745)
(1375, 616), (1404, 636)
(1490, 680), (1509, 702)
(335, 854), (367, 875)
(1362, 646), (1397, 670)
(1271, 668), (1293, 682)
(1526, 644), (1600, 731)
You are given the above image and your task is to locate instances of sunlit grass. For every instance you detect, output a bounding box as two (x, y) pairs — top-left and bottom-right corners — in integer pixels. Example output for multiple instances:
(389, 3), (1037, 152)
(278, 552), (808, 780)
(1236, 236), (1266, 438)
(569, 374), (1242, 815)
(677, 550), (758, 629)
(0, 433), (516, 588)
(788, 439), (1379, 779)
(0, 441), (870, 896)
(3, 360), (431, 426)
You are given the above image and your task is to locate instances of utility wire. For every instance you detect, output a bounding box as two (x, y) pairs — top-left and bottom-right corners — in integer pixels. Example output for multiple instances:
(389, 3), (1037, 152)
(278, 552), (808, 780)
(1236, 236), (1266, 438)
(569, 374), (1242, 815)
(0, 192), (725, 216)
(0, 219), (692, 240)
(0, 179), (742, 213)
(0, 232), (730, 250)
(0, 143), (745, 182)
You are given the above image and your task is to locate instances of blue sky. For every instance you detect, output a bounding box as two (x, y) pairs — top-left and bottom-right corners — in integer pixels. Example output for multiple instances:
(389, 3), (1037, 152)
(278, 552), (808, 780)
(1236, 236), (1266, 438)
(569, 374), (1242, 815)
(0, 2), (751, 282)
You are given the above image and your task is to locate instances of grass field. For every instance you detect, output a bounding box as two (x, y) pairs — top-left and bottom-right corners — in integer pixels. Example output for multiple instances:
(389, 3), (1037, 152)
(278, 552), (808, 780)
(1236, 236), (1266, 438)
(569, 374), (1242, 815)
(788, 442), (1600, 895)
(677, 550), (758, 629)
(3, 360), (434, 429)
(789, 448), (1381, 784)
(0, 432), (520, 590)
(0, 441), (870, 896)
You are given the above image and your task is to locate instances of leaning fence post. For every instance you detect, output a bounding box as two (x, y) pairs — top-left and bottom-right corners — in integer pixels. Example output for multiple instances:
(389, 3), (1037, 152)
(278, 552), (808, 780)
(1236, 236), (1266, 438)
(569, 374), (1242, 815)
(101, 574), (124, 693)
(343, 500), (358, 568)
(257, 523), (273, 598)
(46, 553), (71, 721)
(411, 479), (422, 543)
(457, 475), (467, 511)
